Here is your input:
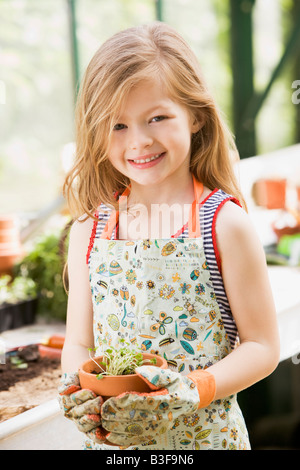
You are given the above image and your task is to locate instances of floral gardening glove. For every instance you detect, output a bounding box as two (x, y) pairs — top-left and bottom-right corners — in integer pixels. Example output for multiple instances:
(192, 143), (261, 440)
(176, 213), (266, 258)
(101, 366), (216, 447)
(58, 372), (109, 444)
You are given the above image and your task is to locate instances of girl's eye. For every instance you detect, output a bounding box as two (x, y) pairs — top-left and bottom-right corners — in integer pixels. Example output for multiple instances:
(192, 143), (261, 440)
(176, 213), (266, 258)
(113, 123), (127, 131)
(151, 115), (167, 123)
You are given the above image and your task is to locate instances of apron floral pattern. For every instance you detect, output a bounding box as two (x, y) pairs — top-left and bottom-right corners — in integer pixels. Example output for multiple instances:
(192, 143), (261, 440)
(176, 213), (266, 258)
(85, 180), (250, 450)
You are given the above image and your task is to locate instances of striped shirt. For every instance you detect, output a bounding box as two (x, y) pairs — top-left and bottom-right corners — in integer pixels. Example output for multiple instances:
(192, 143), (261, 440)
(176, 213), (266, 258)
(87, 188), (240, 348)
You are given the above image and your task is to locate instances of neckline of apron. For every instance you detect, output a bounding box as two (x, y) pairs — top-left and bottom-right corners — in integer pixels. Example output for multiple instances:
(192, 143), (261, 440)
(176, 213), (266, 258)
(100, 176), (204, 240)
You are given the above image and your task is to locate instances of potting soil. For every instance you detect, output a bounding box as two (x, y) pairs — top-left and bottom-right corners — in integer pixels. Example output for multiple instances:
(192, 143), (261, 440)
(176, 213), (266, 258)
(0, 345), (61, 422)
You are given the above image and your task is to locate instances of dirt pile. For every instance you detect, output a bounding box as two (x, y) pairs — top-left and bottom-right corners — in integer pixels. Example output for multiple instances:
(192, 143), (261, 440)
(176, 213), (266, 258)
(0, 345), (61, 422)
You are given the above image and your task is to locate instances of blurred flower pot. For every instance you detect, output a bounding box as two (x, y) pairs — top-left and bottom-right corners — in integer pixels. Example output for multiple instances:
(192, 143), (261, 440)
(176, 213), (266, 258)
(38, 344), (63, 359)
(78, 353), (167, 399)
(0, 215), (23, 275)
(39, 335), (65, 358)
(296, 186), (300, 208)
(252, 179), (287, 210)
(272, 224), (300, 240)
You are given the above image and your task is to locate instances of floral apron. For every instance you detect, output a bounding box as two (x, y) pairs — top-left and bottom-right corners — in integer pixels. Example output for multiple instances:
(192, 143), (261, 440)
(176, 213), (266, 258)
(85, 178), (250, 450)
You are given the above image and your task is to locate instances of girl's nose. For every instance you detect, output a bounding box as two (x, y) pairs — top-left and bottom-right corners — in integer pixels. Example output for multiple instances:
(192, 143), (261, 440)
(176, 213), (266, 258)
(128, 126), (153, 151)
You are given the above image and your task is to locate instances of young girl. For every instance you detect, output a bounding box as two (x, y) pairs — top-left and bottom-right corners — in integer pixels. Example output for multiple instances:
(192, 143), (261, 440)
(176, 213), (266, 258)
(59, 22), (280, 451)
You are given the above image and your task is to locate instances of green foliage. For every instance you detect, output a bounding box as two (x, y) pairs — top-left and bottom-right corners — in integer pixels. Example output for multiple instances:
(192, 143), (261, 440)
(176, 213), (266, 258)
(13, 228), (69, 320)
(0, 274), (37, 305)
(89, 339), (157, 377)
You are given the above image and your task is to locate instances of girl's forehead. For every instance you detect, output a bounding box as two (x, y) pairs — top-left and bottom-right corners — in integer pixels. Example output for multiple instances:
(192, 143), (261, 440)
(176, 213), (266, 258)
(127, 79), (168, 101)
(117, 80), (177, 117)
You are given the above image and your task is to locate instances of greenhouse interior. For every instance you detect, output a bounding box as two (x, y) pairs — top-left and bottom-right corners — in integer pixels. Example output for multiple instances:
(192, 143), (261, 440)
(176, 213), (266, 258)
(0, 0), (300, 451)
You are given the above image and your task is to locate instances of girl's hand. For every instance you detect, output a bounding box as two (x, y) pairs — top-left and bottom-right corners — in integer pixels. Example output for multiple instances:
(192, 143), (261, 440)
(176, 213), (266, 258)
(101, 366), (215, 447)
(58, 372), (108, 444)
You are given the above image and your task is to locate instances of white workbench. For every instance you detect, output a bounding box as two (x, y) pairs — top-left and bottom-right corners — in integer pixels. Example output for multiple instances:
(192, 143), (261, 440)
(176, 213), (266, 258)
(238, 144), (300, 362)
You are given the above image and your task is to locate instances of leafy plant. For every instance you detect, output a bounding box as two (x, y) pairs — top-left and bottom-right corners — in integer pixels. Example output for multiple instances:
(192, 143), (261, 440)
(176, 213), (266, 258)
(13, 225), (71, 320)
(0, 275), (37, 305)
(10, 356), (28, 369)
(88, 339), (157, 379)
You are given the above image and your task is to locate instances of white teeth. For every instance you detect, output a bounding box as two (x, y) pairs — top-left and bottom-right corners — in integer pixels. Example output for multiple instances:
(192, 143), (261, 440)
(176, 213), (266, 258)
(132, 153), (162, 164)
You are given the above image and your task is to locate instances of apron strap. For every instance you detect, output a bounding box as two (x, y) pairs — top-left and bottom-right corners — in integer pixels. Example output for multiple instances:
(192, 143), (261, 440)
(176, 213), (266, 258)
(188, 177), (203, 238)
(100, 176), (203, 239)
(100, 186), (131, 240)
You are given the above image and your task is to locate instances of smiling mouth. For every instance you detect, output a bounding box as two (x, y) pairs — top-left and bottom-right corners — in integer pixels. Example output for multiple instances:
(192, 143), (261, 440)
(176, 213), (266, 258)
(128, 152), (165, 164)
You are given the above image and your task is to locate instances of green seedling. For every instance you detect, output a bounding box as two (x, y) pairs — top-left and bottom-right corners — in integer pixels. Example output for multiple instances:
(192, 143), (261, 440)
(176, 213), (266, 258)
(88, 339), (156, 379)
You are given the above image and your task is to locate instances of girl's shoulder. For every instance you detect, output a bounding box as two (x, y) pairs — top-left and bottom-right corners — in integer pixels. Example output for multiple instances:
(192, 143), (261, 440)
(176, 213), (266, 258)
(69, 216), (96, 261)
(71, 214), (95, 238)
(72, 207), (114, 265)
(214, 196), (264, 271)
(201, 187), (253, 269)
(214, 196), (250, 237)
(70, 202), (112, 239)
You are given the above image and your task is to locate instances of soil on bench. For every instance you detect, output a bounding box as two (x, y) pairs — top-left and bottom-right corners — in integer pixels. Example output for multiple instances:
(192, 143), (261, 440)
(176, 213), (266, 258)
(0, 345), (62, 423)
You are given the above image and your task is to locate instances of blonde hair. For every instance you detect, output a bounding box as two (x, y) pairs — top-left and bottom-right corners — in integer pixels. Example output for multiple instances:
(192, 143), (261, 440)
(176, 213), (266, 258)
(64, 22), (246, 218)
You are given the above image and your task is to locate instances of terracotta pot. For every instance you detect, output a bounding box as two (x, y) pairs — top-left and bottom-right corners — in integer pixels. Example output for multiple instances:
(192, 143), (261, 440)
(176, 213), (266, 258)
(272, 223), (300, 240)
(0, 215), (23, 275)
(252, 178), (287, 209)
(78, 352), (168, 399)
(38, 335), (65, 358)
(296, 186), (300, 209)
(38, 344), (62, 358)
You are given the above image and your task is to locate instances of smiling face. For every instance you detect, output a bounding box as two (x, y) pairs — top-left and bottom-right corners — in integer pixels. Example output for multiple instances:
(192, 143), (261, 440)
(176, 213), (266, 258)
(107, 80), (200, 190)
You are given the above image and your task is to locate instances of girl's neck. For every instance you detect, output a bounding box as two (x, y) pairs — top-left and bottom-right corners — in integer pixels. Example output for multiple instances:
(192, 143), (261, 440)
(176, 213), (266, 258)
(117, 173), (196, 239)
(126, 172), (195, 210)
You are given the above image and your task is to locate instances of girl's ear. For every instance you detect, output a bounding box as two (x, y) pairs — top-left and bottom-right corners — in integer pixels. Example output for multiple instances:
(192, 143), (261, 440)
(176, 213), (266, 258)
(191, 113), (205, 134)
